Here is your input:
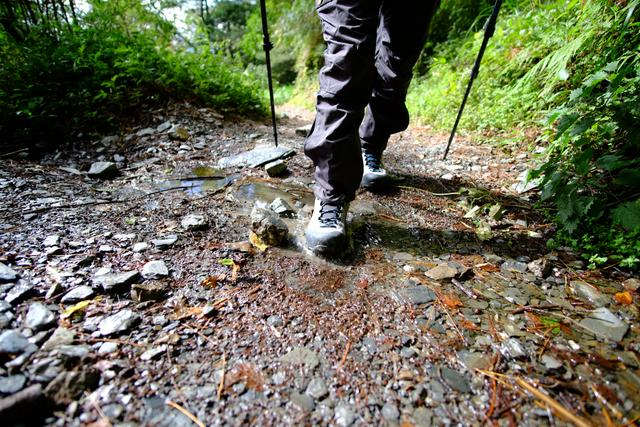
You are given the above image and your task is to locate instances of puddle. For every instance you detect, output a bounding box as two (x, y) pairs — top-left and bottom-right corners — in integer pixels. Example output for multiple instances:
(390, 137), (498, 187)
(164, 166), (238, 196)
(231, 181), (314, 209)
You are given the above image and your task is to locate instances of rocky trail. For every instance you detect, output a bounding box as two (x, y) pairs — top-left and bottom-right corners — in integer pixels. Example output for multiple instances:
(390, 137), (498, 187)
(0, 103), (639, 426)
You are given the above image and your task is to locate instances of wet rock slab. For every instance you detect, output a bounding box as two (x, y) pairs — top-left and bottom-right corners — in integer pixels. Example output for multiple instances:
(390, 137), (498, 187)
(218, 144), (295, 168)
(580, 307), (629, 342)
(0, 262), (18, 282)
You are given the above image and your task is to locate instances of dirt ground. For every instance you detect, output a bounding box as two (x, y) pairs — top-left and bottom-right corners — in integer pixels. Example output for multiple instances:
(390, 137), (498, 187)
(0, 102), (639, 426)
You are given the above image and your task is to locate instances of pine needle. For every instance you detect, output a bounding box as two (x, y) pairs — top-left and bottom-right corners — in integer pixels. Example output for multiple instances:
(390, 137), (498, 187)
(166, 400), (205, 427)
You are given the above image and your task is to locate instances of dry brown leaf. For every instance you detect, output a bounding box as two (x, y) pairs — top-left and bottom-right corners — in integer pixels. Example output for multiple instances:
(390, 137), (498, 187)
(459, 318), (480, 331)
(202, 275), (225, 288)
(614, 291), (633, 305)
(475, 263), (500, 272)
(225, 363), (264, 392)
(441, 293), (463, 309)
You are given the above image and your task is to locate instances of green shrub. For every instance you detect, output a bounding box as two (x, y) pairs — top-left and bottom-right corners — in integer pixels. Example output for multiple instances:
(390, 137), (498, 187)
(0, 0), (264, 149)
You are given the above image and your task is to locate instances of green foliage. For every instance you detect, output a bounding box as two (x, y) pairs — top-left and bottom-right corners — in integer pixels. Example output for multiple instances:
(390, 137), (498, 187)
(0, 0), (264, 149)
(531, 0), (640, 268)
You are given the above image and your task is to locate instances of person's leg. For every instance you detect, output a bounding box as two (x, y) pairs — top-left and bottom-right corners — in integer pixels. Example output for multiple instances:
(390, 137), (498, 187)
(304, 0), (380, 204)
(359, 0), (440, 159)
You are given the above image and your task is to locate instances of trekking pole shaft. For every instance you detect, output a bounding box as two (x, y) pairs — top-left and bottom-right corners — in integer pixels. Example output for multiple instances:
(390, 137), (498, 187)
(259, 0), (278, 147)
(442, 0), (502, 160)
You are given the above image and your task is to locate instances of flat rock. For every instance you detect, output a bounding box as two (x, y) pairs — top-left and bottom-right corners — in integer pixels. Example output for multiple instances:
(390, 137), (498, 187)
(501, 260), (528, 274)
(270, 197), (295, 217)
(399, 286), (435, 305)
(5, 280), (34, 304)
(0, 375), (26, 394)
(132, 242), (149, 252)
(43, 235), (60, 247)
(94, 270), (140, 292)
(580, 307), (628, 342)
(87, 162), (118, 179)
(250, 206), (288, 246)
(334, 403), (356, 427)
(169, 125), (190, 141)
(137, 127), (155, 136)
(623, 278), (640, 291)
(60, 285), (94, 304)
(541, 354), (562, 370)
(218, 144), (295, 168)
(140, 345), (167, 361)
(152, 235), (178, 249)
(181, 214), (208, 231)
(381, 402), (400, 420)
(528, 258), (552, 277)
(42, 327), (75, 351)
(441, 367), (471, 393)
(281, 346), (320, 369)
(25, 302), (55, 330)
(98, 309), (140, 336)
(501, 337), (526, 359)
(156, 121), (172, 132)
(141, 260), (169, 279)
(424, 264), (457, 280)
(570, 281), (610, 307)
(265, 160), (287, 177)
(0, 330), (37, 355)
(98, 342), (119, 355)
(290, 392), (315, 411)
(306, 378), (328, 399)
(0, 262), (18, 282)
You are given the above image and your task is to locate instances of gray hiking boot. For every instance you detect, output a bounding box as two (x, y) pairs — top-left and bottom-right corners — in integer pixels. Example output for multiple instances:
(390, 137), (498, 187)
(305, 198), (349, 254)
(361, 151), (390, 190)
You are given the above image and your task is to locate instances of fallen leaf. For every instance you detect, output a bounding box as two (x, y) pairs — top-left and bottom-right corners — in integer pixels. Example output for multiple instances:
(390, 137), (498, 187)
(201, 274), (225, 288)
(440, 293), (463, 309)
(62, 298), (100, 319)
(231, 263), (240, 282)
(614, 291), (633, 305)
(249, 231), (268, 251)
(218, 258), (235, 266)
(475, 263), (500, 272)
(225, 363), (264, 392)
(459, 318), (480, 331)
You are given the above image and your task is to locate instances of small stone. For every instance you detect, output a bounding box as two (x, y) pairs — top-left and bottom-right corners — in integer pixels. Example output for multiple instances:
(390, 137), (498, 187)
(131, 282), (168, 302)
(152, 235), (178, 249)
(306, 378), (328, 399)
(570, 281), (610, 307)
(25, 302), (55, 330)
(399, 286), (435, 305)
(381, 402), (400, 420)
(141, 260), (169, 279)
(266, 315), (284, 327)
(55, 345), (90, 360)
(290, 392), (315, 411)
(98, 309), (140, 336)
(5, 280), (34, 304)
(137, 127), (155, 136)
(98, 245), (113, 253)
(0, 375), (26, 394)
(334, 403), (356, 427)
(156, 121), (172, 132)
(295, 124), (312, 136)
(441, 367), (471, 393)
(132, 242), (149, 252)
(501, 260), (528, 274)
(281, 346), (320, 369)
(270, 198), (295, 217)
(250, 206), (289, 246)
(181, 214), (208, 231)
(272, 372), (286, 385)
(43, 235), (60, 247)
(622, 278), (640, 291)
(0, 262), (18, 282)
(501, 338), (526, 359)
(87, 162), (118, 179)
(98, 342), (119, 355)
(140, 345), (167, 361)
(94, 270), (140, 293)
(580, 307), (628, 342)
(541, 354), (562, 370)
(264, 160), (287, 177)
(0, 330), (37, 355)
(44, 369), (99, 406)
(42, 327), (75, 351)
(61, 285), (94, 304)
(424, 264), (457, 280)
(441, 173), (454, 181)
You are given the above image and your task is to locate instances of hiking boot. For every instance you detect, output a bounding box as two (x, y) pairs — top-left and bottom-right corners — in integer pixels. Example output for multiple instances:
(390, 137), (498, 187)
(361, 150), (390, 190)
(305, 198), (349, 254)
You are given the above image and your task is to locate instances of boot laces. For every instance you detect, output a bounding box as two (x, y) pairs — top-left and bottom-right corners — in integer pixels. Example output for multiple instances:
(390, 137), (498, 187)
(363, 152), (382, 171)
(318, 201), (344, 227)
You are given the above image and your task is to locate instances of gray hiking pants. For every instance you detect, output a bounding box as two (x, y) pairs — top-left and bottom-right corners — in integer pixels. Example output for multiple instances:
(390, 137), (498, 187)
(304, 0), (439, 203)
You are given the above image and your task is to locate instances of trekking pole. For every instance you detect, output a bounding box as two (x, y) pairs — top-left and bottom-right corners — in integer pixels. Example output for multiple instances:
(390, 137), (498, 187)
(442, 0), (503, 160)
(259, 0), (278, 147)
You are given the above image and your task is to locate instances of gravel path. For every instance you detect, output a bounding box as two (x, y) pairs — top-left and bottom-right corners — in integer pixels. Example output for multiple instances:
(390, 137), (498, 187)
(0, 102), (638, 426)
